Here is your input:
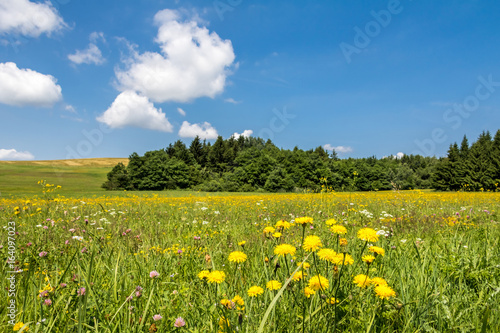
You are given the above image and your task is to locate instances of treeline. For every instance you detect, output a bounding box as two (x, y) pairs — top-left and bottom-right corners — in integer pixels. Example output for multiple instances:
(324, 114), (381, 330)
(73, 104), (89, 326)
(102, 130), (500, 192)
(432, 130), (500, 191)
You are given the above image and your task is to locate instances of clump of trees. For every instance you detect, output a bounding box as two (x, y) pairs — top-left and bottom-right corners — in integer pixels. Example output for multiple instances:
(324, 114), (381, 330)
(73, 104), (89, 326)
(432, 130), (500, 191)
(102, 130), (500, 192)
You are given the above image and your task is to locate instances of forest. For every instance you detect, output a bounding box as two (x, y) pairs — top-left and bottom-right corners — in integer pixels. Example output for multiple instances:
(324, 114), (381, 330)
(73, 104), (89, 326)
(102, 130), (500, 192)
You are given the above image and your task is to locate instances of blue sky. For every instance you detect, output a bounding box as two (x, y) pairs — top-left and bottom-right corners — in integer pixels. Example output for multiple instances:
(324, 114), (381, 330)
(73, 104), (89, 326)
(1, 0), (500, 161)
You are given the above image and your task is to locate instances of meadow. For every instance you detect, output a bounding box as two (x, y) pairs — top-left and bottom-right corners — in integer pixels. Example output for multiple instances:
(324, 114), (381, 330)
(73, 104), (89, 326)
(1, 183), (499, 332)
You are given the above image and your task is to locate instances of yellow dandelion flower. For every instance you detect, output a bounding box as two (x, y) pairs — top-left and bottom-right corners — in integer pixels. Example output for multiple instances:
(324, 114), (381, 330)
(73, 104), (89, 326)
(293, 271), (306, 281)
(304, 287), (316, 298)
(272, 232), (282, 238)
(274, 244), (296, 257)
(266, 280), (282, 290)
(375, 285), (396, 300)
(303, 235), (322, 252)
(220, 298), (235, 309)
(295, 216), (313, 225)
(232, 295), (244, 306)
(13, 322), (27, 331)
(238, 241), (246, 246)
(353, 274), (371, 288)
(317, 248), (337, 262)
(330, 225), (347, 235)
(228, 251), (247, 264)
(370, 277), (388, 286)
(357, 228), (379, 242)
(308, 275), (329, 291)
(362, 255), (376, 264)
(207, 271), (226, 284)
(198, 270), (210, 280)
(263, 226), (276, 234)
(325, 218), (337, 226)
(339, 238), (348, 246)
(247, 285), (264, 297)
(369, 246), (385, 256)
(326, 297), (339, 304)
(332, 253), (354, 265)
(275, 220), (291, 229)
(297, 262), (310, 269)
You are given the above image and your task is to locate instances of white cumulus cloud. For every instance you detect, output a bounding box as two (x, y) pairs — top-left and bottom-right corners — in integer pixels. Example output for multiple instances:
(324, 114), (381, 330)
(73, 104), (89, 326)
(323, 144), (353, 154)
(178, 121), (218, 139)
(232, 130), (253, 139)
(224, 98), (241, 104)
(114, 8), (236, 103)
(177, 107), (186, 116)
(0, 0), (66, 37)
(97, 90), (173, 132)
(0, 148), (34, 160)
(0, 62), (62, 107)
(68, 44), (105, 65)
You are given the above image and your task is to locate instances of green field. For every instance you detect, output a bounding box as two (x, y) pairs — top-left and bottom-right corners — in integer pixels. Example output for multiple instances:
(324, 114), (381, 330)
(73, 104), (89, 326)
(0, 159), (127, 197)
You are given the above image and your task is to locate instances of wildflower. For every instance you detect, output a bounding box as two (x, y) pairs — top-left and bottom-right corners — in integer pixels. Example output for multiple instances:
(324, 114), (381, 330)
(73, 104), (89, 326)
(369, 246), (385, 256)
(303, 235), (322, 252)
(326, 297), (339, 304)
(78, 287), (86, 296)
(274, 244), (296, 257)
(220, 298), (235, 309)
(297, 262), (310, 269)
(238, 241), (246, 246)
(317, 248), (337, 262)
(219, 316), (230, 330)
(174, 317), (186, 327)
(44, 299), (52, 306)
(72, 236), (83, 241)
(153, 314), (162, 321)
(150, 271), (160, 279)
(207, 271), (226, 284)
(308, 275), (329, 291)
(339, 238), (348, 246)
(304, 287), (316, 298)
(13, 322), (27, 331)
(247, 285), (264, 297)
(295, 216), (313, 225)
(332, 253), (354, 265)
(357, 228), (379, 242)
(39, 251), (48, 257)
(263, 226), (276, 234)
(81, 247), (88, 254)
(59, 283), (67, 288)
(198, 270), (210, 280)
(292, 271), (306, 281)
(325, 218), (337, 226)
(353, 274), (371, 288)
(330, 225), (347, 235)
(232, 295), (244, 306)
(228, 251), (247, 264)
(362, 255), (376, 264)
(272, 232), (282, 238)
(266, 280), (282, 291)
(375, 285), (396, 300)
(370, 277), (388, 286)
(275, 220), (291, 229)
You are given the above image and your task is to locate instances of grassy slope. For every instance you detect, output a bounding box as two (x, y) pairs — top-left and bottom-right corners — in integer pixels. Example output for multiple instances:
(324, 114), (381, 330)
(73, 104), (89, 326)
(0, 158), (128, 197)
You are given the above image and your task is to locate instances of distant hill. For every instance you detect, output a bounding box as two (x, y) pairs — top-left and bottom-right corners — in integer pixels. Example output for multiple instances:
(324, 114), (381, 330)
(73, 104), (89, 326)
(0, 158), (128, 167)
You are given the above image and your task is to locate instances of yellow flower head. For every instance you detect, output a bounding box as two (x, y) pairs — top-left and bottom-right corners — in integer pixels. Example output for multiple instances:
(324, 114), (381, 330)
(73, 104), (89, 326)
(13, 322), (28, 331)
(293, 271), (306, 281)
(308, 275), (329, 291)
(330, 225), (347, 235)
(303, 235), (322, 252)
(232, 295), (244, 306)
(369, 246), (385, 256)
(198, 270), (210, 280)
(295, 216), (313, 225)
(207, 271), (226, 284)
(327, 297), (339, 304)
(375, 285), (396, 300)
(353, 274), (371, 288)
(317, 248), (337, 262)
(238, 241), (246, 246)
(362, 255), (376, 264)
(263, 226), (276, 234)
(247, 285), (264, 297)
(325, 218), (337, 226)
(297, 262), (310, 269)
(220, 298), (235, 309)
(357, 228), (379, 242)
(272, 232), (282, 238)
(304, 287), (316, 298)
(266, 280), (282, 291)
(228, 251), (247, 264)
(332, 253), (354, 265)
(274, 244), (296, 257)
(339, 238), (348, 246)
(275, 220), (291, 229)
(370, 277), (388, 286)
